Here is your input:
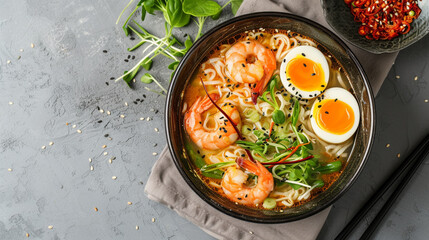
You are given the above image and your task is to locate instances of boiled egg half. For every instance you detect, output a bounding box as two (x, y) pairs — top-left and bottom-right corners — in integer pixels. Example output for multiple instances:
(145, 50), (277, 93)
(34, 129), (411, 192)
(280, 46), (330, 99)
(310, 87), (360, 144)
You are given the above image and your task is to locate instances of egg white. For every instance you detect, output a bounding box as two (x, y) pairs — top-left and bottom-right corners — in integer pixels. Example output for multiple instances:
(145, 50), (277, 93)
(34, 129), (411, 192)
(310, 87), (360, 144)
(280, 46), (330, 99)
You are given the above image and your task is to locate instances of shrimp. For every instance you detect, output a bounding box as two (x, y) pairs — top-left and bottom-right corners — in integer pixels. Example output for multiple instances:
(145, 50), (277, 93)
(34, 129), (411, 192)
(184, 93), (241, 151)
(221, 157), (274, 206)
(225, 40), (276, 104)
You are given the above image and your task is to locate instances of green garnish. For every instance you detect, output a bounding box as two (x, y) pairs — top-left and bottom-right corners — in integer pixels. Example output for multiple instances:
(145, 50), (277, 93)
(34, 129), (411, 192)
(201, 161), (235, 173)
(316, 160), (342, 174)
(259, 75), (286, 124)
(262, 198), (277, 209)
(115, 0), (243, 89)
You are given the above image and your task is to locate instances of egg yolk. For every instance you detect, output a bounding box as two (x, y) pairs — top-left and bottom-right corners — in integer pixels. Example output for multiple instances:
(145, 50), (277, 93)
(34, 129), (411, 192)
(314, 99), (354, 135)
(286, 56), (326, 92)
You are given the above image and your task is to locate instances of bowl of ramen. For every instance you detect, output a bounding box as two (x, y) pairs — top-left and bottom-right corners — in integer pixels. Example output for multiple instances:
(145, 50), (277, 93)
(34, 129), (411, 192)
(166, 12), (375, 223)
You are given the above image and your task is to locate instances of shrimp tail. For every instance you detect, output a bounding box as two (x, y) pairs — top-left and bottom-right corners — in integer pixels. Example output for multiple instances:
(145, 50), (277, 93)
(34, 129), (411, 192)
(193, 93), (220, 113)
(251, 71), (273, 104)
(236, 157), (261, 175)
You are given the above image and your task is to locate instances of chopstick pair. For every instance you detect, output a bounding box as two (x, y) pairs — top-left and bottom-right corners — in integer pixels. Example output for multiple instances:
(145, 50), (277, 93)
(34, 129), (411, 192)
(335, 134), (429, 240)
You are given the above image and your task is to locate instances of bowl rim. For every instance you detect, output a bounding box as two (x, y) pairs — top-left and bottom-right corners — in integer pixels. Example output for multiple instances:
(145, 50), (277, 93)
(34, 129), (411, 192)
(165, 11), (376, 223)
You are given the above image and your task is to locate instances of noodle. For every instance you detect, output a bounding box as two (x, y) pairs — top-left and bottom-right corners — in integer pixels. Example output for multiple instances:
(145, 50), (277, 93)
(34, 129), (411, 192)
(183, 28), (355, 210)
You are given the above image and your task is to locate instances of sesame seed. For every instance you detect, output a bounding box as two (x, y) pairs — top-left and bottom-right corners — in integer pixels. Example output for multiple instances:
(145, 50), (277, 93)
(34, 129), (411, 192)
(107, 111), (111, 115)
(101, 145), (106, 149)
(103, 152), (108, 156)
(41, 145), (46, 149)
(77, 129), (82, 133)
(20, 49), (24, 52)
(89, 158), (92, 162)
(120, 114), (125, 118)
(395, 75), (400, 79)
(112, 176), (117, 180)
(7, 60), (11, 64)
(90, 166), (94, 171)
(136, 226), (139, 230)
(140, 117), (145, 120)
(94, 207), (98, 212)
(249, 231), (254, 234)
(154, 128), (159, 132)
(146, 117), (151, 121)
(386, 144), (390, 148)
(49, 141), (54, 146)
(72, 124), (76, 128)
(108, 158), (112, 164)
(99, 109), (104, 113)
(425, 100), (428, 103)
(48, 225), (53, 229)
(397, 153), (401, 158)
(125, 102), (128, 106)
(8, 168), (12, 172)
(26, 233), (29, 237)
(152, 218), (155, 222)
(8, 101), (13, 105)
(414, 76), (418, 81)
(153, 152), (158, 156)
(128, 201), (132, 205)
(31, 43), (35, 48)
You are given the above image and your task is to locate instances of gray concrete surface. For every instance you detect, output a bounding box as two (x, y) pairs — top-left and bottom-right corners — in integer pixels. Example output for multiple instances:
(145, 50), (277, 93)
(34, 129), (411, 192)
(0, 0), (428, 239)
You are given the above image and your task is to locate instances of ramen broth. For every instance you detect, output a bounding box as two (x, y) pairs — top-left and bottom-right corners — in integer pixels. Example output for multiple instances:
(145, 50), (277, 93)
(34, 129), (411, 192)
(182, 28), (355, 209)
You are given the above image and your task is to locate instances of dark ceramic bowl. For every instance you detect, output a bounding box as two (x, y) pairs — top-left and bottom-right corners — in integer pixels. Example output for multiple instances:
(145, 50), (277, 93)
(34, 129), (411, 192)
(321, 0), (429, 54)
(165, 12), (375, 223)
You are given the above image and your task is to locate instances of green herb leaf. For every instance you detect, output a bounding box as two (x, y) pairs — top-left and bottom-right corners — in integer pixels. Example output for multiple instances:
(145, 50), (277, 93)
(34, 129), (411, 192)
(231, 0), (243, 15)
(316, 161), (342, 174)
(312, 180), (325, 188)
(141, 73), (154, 83)
(137, 0), (147, 21)
(144, 0), (160, 14)
(184, 143), (223, 179)
(182, 0), (222, 17)
(292, 99), (300, 126)
(141, 58), (153, 71)
(184, 35), (193, 49)
(123, 25), (131, 36)
(211, 8), (222, 20)
(201, 161), (235, 173)
(288, 182), (302, 190)
(167, 61), (179, 70)
(269, 75), (279, 108)
(141, 7), (147, 21)
(123, 63), (144, 87)
(166, 0), (191, 27)
(272, 109), (286, 124)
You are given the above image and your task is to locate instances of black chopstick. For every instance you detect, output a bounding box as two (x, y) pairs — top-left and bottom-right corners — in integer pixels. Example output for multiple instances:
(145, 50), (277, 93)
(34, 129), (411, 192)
(335, 134), (429, 240)
(360, 136), (429, 240)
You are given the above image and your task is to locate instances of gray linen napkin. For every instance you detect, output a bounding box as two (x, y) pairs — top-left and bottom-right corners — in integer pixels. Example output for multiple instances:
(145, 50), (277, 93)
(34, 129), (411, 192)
(145, 1), (398, 239)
